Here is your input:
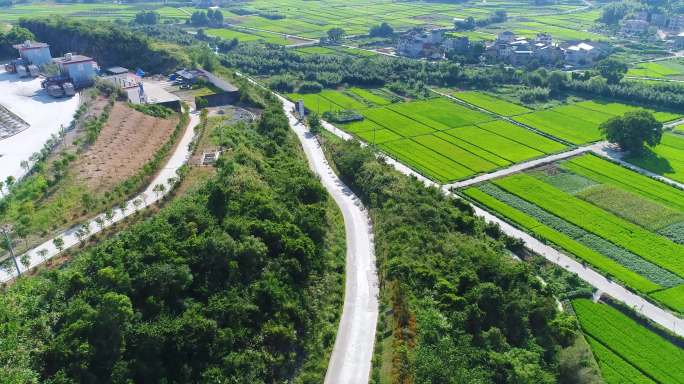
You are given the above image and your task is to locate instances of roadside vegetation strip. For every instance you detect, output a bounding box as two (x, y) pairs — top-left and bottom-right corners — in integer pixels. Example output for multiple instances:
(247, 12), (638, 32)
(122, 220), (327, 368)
(650, 284), (684, 313)
(412, 134), (499, 172)
(562, 154), (684, 212)
(494, 174), (684, 278)
(463, 188), (662, 294)
(585, 335), (656, 384)
(387, 97), (492, 129)
(576, 184), (684, 232)
(362, 107), (436, 137)
(475, 182), (682, 289)
(512, 110), (601, 144)
(627, 133), (684, 184)
(379, 139), (474, 182)
(573, 299), (684, 384)
(452, 91), (531, 116)
(442, 125), (544, 163)
(204, 27), (291, 45)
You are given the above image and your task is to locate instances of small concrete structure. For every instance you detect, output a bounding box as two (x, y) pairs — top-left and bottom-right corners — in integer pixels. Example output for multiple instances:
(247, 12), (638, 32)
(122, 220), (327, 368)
(12, 41), (52, 67)
(54, 53), (97, 88)
(127, 81), (182, 111)
(675, 32), (684, 50)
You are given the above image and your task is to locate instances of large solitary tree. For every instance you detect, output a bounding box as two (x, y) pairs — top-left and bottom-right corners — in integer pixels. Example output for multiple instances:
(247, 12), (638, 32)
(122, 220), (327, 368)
(600, 110), (663, 154)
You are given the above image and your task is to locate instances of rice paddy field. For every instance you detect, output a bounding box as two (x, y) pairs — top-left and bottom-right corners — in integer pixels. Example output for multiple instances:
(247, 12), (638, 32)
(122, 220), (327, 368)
(572, 299), (684, 384)
(288, 88), (568, 182)
(626, 133), (684, 184)
(628, 59), (684, 80)
(453, 91), (531, 116)
(204, 28), (294, 45)
(512, 100), (681, 145)
(0, 2), (192, 22)
(220, 0), (587, 39)
(464, 153), (684, 312)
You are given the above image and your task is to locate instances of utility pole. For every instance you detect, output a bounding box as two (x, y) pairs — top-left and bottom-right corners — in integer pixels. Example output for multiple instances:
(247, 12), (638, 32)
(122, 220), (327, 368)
(1, 225), (21, 277)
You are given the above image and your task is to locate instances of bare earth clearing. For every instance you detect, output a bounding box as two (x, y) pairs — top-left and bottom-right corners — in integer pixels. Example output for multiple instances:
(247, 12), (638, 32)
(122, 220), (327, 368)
(73, 102), (179, 192)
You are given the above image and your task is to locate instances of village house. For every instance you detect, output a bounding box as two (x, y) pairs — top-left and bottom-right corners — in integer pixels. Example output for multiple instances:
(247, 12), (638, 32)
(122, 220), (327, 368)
(621, 19), (650, 35)
(12, 40), (52, 67)
(563, 42), (600, 66)
(397, 28), (447, 59)
(485, 31), (563, 66)
(675, 32), (684, 50)
(53, 53), (97, 88)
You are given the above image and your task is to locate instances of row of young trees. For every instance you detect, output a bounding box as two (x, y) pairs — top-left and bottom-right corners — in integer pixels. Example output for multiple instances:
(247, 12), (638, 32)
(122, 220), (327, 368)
(0, 97), (344, 383)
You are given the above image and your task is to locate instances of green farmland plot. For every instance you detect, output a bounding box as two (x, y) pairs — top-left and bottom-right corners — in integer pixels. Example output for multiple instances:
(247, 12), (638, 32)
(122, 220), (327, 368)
(627, 133), (684, 184)
(363, 107), (437, 137)
(347, 88), (393, 106)
(628, 59), (684, 80)
(495, 174), (684, 278)
(453, 91), (531, 116)
(585, 335), (656, 384)
(433, 130), (511, 167)
(319, 90), (369, 111)
(412, 134), (500, 172)
(464, 187), (662, 294)
(512, 101), (681, 144)
(442, 125), (544, 163)
(573, 299), (684, 384)
(388, 98), (492, 129)
(204, 28), (291, 45)
(513, 109), (603, 144)
(477, 121), (567, 154)
(380, 139), (475, 182)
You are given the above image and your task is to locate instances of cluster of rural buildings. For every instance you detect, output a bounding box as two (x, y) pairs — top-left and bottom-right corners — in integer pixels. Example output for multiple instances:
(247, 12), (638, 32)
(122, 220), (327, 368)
(618, 10), (684, 49)
(3, 40), (239, 109)
(397, 29), (607, 67)
(6, 40), (97, 96)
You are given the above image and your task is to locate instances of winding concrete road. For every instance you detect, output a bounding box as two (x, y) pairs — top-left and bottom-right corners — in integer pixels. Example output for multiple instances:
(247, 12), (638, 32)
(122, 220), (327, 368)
(0, 112), (200, 283)
(315, 113), (684, 338)
(277, 95), (379, 384)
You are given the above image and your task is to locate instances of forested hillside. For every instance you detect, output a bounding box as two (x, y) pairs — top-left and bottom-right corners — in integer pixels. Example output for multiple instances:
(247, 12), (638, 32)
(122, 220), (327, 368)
(325, 137), (576, 383)
(18, 17), (190, 73)
(0, 99), (344, 383)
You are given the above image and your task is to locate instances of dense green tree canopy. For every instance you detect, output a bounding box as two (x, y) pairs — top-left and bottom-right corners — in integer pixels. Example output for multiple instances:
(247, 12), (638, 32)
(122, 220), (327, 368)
(600, 110), (663, 154)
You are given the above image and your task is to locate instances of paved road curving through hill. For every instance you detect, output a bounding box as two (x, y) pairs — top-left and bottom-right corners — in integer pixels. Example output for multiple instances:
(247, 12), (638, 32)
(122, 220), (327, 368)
(278, 95), (379, 384)
(0, 112), (201, 283)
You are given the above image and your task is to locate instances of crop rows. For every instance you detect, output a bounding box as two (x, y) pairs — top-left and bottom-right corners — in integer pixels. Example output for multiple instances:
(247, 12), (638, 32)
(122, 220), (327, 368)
(466, 186), (660, 293)
(562, 154), (684, 212)
(494, 174), (684, 278)
(387, 98), (492, 129)
(627, 133), (684, 184)
(452, 91), (531, 116)
(380, 139), (473, 182)
(577, 184), (684, 232)
(476, 183), (681, 288)
(442, 126), (544, 163)
(585, 335), (656, 384)
(573, 299), (684, 384)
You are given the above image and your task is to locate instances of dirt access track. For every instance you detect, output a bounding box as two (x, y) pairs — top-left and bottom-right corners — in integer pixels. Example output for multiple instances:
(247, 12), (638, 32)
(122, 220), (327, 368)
(73, 102), (179, 193)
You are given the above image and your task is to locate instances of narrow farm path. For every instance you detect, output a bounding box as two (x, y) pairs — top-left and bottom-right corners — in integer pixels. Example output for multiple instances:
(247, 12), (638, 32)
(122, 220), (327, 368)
(447, 141), (605, 189)
(311, 109), (684, 338)
(0, 111), (200, 283)
(278, 96), (379, 384)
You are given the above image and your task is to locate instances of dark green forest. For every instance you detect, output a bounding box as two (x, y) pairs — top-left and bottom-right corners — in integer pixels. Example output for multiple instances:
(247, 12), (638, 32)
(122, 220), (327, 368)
(0, 99), (344, 383)
(18, 17), (190, 73)
(324, 137), (576, 383)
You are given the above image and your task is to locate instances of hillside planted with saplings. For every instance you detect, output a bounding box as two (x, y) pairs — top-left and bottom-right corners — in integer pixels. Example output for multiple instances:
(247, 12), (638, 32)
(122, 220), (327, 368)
(324, 137), (576, 383)
(0, 98), (345, 383)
